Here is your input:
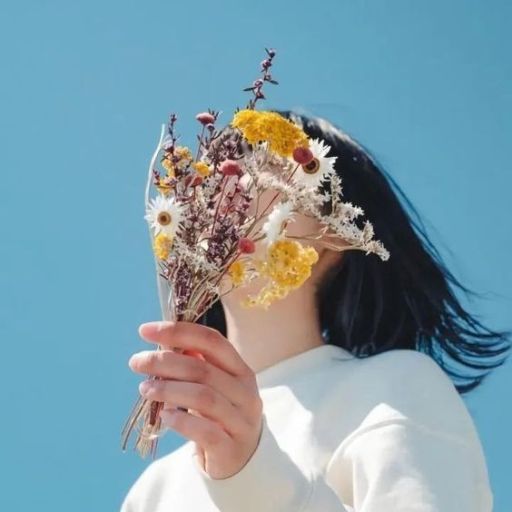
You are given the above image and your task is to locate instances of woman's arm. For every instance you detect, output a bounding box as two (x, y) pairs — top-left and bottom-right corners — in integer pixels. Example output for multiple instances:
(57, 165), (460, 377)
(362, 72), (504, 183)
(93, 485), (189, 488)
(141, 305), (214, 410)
(194, 412), (351, 511)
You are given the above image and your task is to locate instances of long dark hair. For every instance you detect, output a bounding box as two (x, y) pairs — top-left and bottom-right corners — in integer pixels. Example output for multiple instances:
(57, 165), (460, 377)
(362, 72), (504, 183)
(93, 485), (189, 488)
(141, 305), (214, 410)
(197, 109), (511, 394)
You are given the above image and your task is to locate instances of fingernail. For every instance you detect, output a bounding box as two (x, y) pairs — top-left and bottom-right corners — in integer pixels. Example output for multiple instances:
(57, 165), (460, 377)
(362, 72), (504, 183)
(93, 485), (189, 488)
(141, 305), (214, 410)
(139, 380), (152, 396)
(139, 321), (175, 334)
(128, 353), (139, 370)
(156, 320), (175, 332)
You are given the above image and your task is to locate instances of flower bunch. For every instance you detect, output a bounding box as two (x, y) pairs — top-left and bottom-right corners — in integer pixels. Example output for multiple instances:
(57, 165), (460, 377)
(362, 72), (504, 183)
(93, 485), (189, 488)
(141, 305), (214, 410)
(121, 48), (390, 458)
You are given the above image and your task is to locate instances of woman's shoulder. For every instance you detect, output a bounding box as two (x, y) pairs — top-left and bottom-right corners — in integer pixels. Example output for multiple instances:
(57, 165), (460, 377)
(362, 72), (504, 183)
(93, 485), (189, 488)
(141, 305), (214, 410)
(323, 349), (493, 512)
(328, 344), (450, 382)
(330, 348), (480, 443)
(349, 347), (457, 396)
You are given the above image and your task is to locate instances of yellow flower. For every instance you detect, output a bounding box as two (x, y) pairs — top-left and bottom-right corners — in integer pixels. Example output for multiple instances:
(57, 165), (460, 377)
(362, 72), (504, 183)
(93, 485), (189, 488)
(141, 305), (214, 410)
(161, 146), (193, 176)
(153, 233), (173, 260)
(228, 260), (247, 286)
(193, 161), (211, 177)
(161, 157), (176, 177)
(175, 146), (193, 167)
(156, 181), (173, 196)
(241, 285), (286, 310)
(231, 109), (309, 158)
(267, 239), (318, 286)
(241, 239), (318, 309)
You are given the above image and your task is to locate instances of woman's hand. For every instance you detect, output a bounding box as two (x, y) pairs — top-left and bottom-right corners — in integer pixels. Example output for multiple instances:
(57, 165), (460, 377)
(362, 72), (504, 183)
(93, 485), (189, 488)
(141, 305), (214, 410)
(128, 320), (264, 480)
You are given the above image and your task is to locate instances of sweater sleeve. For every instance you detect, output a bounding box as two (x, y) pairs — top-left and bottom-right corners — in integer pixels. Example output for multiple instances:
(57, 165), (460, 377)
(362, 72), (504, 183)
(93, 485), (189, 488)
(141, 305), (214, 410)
(324, 417), (494, 512)
(193, 412), (350, 511)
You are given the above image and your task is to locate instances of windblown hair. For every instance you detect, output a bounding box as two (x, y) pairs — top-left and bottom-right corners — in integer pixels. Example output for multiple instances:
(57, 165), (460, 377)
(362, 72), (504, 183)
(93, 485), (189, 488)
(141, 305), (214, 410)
(197, 109), (511, 394)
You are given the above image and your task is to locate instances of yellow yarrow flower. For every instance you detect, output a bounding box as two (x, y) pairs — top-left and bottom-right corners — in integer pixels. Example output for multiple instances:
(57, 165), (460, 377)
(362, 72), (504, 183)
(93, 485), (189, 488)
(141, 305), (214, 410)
(153, 233), (173, 260)
(241, 285), (287, 310)
(231, 109), (309, 158)
(175, 146), (191, 158)
(228, 260), (247, 286)
(155, 182), (173, 196)
(193, 161), (211, 177)
(266, 239), (318, 286)
(161, 158), (176, 177)
(175, 146), (193, 165)
(161, 146), (193, 176)
(241, 239), (318, 309)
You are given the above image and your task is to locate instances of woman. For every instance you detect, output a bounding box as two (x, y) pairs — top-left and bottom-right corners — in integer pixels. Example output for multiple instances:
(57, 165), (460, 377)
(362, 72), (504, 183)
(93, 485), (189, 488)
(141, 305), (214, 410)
(121, 110), (510, 511)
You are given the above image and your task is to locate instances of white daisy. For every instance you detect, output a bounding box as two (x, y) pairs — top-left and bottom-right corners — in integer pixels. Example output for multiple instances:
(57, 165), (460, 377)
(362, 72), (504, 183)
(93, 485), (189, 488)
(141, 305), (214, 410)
(144, 194), (184, 238)
(261, 201), (295, 247)
(290, 138), (337, 189)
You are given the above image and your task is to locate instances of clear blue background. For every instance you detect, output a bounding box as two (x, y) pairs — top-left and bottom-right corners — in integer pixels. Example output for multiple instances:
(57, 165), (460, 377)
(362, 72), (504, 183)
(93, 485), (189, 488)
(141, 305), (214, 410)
(1, 1), (510, 510)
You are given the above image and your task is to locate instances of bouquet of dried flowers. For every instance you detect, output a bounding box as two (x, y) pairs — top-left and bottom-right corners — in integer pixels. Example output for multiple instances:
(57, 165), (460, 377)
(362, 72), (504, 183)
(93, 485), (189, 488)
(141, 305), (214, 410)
(121, 48), (390, 458)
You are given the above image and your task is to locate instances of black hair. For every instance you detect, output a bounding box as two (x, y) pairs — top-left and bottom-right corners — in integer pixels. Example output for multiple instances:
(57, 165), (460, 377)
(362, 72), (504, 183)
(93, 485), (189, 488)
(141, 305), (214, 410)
(197, 109), (511, 394)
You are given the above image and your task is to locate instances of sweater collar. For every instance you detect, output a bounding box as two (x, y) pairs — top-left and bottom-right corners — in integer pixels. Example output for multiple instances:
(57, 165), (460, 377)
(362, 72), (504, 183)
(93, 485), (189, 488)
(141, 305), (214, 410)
(255, 343), (354, 389)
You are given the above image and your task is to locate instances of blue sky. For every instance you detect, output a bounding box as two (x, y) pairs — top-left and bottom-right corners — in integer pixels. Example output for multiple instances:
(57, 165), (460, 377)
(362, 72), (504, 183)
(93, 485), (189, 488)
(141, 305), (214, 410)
(1, 1), (510, 510)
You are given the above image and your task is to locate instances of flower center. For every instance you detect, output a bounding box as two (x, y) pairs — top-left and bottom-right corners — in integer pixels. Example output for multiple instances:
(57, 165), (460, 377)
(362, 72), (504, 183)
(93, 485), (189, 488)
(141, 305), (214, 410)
(157, 211), (172, 226)
(302, 158), (320, 175)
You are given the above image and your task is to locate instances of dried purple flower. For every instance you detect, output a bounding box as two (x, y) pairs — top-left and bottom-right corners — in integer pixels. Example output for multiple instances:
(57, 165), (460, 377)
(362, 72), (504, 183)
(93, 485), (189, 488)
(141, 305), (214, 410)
(238, 237), (256, 254)
(293, 147), (314, 165)
(219, 159), (242, 176)
(261, 59), (272, 70)
(196, 112), (216, 125)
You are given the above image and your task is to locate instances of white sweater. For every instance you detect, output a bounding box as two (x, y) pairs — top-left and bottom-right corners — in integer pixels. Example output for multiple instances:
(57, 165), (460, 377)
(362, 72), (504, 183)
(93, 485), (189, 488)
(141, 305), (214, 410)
(120, 343), (493, 511)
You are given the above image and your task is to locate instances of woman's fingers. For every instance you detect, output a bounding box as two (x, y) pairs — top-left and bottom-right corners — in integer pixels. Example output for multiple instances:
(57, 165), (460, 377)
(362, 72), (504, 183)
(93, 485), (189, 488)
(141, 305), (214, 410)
(128, 349), (249, 408)
(138, 321), (253, 380)
(132, 320), (264, 442)
(139, 379), (248, 437)
(131, 320), (266, 479)
(160, 407), (233, 451)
